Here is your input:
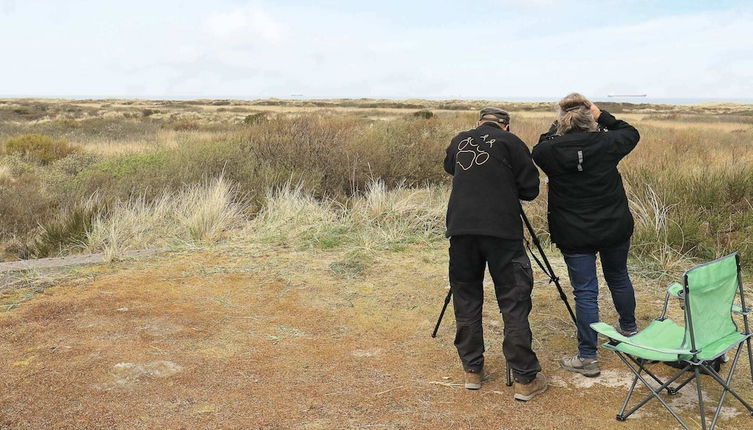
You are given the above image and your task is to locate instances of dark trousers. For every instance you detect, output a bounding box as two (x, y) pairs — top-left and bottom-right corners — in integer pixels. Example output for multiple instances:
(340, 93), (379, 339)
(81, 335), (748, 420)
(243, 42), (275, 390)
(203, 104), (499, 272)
(449, 235), (541, 383)
(562, 239), (637, 358)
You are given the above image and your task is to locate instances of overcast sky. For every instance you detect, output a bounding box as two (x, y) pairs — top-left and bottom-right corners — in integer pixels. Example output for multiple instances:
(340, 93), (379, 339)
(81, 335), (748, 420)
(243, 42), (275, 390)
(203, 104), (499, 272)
(2, 0), (752, 99)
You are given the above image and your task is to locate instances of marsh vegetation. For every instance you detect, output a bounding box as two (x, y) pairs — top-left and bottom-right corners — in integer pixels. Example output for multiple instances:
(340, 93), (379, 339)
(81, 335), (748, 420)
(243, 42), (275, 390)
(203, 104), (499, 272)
(1, 98), (753, 274)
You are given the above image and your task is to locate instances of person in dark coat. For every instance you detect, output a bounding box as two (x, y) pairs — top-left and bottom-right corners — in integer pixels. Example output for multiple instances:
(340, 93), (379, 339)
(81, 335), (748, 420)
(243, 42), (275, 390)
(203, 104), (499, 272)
(444, 107), (547, 401)
(532, 93), (640, 377)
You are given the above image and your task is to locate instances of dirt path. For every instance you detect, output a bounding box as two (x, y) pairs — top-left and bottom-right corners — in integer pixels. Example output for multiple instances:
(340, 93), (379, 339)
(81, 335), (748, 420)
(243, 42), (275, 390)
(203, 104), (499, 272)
(0, 243), (750, 429)
(0, 249), (164, 274)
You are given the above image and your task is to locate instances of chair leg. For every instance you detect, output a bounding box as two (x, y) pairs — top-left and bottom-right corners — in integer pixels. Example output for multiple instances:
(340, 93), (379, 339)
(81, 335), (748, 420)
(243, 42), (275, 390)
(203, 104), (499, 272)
(710, 344), (745, 430)
(614, 352), (691, 429)
(694, 367), (707, 430)
(619, 368), (641, 418)
(670, 372), (696, 395)
(746, 337), (753, 385)
(627, 355), (673, 393)
(703, 354), (753, 413)
(622, 362), (690, 417)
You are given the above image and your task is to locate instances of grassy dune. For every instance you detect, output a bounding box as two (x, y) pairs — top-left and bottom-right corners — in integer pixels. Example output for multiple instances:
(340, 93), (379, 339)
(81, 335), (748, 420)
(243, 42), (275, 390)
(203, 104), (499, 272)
(1, 97), (753, 273)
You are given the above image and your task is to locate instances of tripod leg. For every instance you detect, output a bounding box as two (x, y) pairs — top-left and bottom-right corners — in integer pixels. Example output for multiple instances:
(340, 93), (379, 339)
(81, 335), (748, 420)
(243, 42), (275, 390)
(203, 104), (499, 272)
(520, 206), (577, 326)
(431, 289), (453, 338)
(506, 362), (513, 386)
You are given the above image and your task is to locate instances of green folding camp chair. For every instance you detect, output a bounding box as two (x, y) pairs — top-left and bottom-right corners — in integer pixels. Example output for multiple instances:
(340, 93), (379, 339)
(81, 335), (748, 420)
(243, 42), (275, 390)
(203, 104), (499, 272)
(591, 253), (753, 430)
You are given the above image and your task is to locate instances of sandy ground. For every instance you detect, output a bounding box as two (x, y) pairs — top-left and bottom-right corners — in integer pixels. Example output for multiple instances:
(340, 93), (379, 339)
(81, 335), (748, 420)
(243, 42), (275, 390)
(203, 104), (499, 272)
(1, 243), (752, 429)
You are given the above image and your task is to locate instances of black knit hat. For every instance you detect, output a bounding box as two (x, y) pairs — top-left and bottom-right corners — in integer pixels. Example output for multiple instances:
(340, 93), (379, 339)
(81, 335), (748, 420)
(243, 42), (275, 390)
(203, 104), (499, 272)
(479, 107), (510, 125)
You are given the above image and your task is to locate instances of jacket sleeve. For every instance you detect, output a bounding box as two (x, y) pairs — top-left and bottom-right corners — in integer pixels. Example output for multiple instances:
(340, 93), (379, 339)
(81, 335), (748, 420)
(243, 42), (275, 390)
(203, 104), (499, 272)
(508, 135), (540, 201)
(444, 135), (459, 175)
(539, 121), (557, 142)
(597, 110), (640, 159)
(531, 141), (549, 175)
(532, 122), (557, 173)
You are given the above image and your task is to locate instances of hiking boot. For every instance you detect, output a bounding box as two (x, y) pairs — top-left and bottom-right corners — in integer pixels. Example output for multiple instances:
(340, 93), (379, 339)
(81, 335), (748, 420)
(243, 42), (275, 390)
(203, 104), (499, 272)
(560, 355), (600, 377)
(617, 326), (638, 337)
(514, 373), (548, 402)
(464, 369), (487, 390)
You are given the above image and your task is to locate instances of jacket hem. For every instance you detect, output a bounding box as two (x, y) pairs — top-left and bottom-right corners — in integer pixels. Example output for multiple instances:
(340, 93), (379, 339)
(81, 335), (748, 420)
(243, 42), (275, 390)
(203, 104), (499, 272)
(445, 229), (523, 240)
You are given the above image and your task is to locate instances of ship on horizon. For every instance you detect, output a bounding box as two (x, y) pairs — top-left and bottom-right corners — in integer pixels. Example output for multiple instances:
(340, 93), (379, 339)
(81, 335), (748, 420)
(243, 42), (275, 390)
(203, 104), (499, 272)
(607, 94), (647, 98)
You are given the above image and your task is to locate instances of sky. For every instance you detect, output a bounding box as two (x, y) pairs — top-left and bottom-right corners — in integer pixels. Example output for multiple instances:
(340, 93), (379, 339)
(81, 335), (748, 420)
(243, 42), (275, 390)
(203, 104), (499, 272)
(1, 0), (752, 99)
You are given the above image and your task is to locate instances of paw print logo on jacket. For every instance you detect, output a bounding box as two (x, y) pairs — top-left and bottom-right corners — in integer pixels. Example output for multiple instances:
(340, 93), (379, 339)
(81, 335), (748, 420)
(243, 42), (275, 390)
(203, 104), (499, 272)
(456, 137), (490, 171)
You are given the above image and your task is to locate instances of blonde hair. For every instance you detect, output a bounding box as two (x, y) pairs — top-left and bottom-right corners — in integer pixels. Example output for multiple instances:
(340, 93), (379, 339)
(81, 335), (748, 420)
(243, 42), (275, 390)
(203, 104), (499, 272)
(556, 93), (597, 135)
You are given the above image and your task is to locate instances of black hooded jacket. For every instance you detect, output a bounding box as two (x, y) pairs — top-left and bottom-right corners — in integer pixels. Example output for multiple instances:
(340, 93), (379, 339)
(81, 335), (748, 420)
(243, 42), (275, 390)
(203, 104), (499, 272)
(444, 122), (540, 240)
(531, 111), (639, 253)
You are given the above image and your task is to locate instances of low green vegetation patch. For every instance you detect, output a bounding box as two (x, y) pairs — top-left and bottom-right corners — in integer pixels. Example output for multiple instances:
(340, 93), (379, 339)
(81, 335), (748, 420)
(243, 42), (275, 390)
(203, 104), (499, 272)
(3, 134), (80, 165)
(329, 249), (372, 278)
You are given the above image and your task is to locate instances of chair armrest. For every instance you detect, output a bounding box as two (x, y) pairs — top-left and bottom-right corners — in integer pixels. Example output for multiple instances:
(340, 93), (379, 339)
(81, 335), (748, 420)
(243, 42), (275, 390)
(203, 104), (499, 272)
(667, 282), (684, 299)
(733, 304), (751, 315)
(590, 322), (695, 355)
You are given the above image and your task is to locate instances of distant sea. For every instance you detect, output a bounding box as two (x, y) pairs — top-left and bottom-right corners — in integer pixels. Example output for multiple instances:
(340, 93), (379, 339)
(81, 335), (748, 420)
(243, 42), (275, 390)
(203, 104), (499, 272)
(3, 95), (753, 105)
(427, 96), (753, 105)
(493, 96), (753, 105)
(284, 95), (753, 105)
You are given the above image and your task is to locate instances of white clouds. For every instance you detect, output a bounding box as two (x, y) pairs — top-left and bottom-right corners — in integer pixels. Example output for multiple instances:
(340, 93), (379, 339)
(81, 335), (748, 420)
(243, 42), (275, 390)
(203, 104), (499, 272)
(205, 4), (284, 44)
(426, 7), (753, 98)
(0, 1), (751, 98)
(1, 0), (14, 15)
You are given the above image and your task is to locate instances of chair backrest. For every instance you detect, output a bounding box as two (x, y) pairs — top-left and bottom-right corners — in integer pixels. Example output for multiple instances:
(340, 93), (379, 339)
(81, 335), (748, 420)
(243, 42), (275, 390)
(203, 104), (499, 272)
(683, 253), (740, 352)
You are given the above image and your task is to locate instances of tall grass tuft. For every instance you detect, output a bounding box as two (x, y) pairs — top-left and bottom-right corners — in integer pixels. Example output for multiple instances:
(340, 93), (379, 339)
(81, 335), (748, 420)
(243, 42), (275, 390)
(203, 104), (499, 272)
(627, 181), (689, 273)
(348, 180), (446, 246)
(28, 196), (103, 258)
(244, 180), (446, 253)
(181, 177), (244, 242)
(85, 177), (245, 260)
(245, 182), (343, 244)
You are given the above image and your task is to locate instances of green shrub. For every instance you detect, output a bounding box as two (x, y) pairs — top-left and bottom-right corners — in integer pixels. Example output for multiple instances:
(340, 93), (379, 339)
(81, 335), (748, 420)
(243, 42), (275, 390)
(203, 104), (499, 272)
(4, 134), (80, 165)
(412, 110), (434, 119)
(74, 151), (174, 202)
(83, 151), (169, 179)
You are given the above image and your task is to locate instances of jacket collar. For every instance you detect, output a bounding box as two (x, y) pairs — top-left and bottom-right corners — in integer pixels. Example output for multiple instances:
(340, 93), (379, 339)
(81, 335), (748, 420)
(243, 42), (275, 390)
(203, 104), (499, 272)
(478, 122), (504, 131)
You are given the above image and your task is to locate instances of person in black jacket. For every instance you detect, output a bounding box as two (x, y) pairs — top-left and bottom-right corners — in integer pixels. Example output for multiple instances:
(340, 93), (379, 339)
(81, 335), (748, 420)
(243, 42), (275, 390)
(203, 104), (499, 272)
(444, 107), (547, 401)
(531, 93), (640, 377)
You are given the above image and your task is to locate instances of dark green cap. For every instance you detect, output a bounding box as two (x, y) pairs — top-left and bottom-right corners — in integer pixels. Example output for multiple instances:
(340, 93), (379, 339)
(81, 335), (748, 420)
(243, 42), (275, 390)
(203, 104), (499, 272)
(479, 107), (510, 125)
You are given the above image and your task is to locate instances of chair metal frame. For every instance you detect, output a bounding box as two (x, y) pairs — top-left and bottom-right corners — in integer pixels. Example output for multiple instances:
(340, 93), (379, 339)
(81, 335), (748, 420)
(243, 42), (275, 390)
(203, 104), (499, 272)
(601, 253), (753, 430)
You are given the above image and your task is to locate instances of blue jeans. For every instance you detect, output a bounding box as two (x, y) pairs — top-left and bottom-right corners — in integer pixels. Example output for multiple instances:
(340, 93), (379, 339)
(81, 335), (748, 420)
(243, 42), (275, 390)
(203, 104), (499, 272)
(562, 240), (637, 359)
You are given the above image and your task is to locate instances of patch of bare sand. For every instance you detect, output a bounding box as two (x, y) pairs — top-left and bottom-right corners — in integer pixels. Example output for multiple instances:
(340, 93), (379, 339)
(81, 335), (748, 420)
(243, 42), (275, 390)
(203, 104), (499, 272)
(0, 244), (751, 429)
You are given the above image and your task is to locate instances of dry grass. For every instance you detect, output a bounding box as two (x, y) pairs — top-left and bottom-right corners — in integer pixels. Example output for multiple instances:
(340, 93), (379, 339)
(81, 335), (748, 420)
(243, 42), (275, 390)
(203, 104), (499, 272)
(243, 183), (341, 243)
(348, 181), (446, 246)
(85, 177), (244, 260)
(243, 180), (446, 254)
(0, 240), (750, 429)
(0, 163), (12, 184)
